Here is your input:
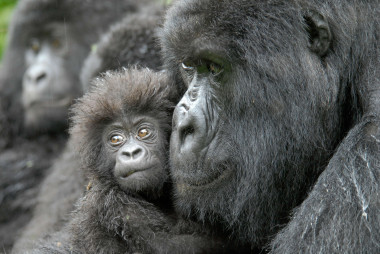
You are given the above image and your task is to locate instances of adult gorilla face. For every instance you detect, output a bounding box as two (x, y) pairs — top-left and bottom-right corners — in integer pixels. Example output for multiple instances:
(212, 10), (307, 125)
(162, 0), (345, 245)
(171, 59), (232, 186)
(0, 0), (142, 138)
(21, 24), (84, 131)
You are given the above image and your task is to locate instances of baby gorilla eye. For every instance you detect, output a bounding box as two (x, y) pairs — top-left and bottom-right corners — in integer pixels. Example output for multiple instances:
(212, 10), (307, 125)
(110, 135), (124, 146)
(137, 128), (150, 139)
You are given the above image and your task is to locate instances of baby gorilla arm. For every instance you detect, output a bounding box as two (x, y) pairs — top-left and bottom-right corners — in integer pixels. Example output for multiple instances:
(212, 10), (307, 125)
(28, 182), (231, 254)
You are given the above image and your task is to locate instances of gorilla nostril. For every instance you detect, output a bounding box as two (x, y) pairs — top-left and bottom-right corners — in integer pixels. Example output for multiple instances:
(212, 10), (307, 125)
(123, 147), (143, 160)
(131, 148), (142, 158)
(36, 73), (47, 83)
(183, 126), (195, 136)
(180, 125), (195, 145)
(180, 102), (190, 111)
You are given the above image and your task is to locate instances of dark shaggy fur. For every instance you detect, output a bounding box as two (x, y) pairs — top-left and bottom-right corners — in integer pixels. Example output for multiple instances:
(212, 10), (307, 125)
(2, 0), (153, 252)
(11, 141), (87, 253)
(80, 4), (165, 92)
(0, 135), (66, 252)
(161, 0), (380, 253)
(27, 68), (230, 254)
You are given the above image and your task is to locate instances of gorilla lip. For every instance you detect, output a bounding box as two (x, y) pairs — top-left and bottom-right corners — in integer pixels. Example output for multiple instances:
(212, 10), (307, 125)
(121, 169), (139, 178)
(177, 166), (234, 190)
(119, 166), (155, 178)
(176, 162), (233, 187)
(28, 96), (72, 108)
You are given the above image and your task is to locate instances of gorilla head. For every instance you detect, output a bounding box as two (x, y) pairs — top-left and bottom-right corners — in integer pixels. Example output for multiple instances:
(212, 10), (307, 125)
(80, 5), (164, 93)
(161, 0), (378, 248)
(0, 0), (145, 138)
(20, 21), (84, 132)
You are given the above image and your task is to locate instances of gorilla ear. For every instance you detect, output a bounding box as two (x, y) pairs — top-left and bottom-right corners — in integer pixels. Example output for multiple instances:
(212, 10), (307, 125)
(304, 10), (332, 57)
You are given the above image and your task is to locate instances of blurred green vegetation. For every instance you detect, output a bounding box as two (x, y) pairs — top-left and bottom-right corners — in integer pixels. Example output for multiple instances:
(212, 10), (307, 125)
(0, 0), (17, 60)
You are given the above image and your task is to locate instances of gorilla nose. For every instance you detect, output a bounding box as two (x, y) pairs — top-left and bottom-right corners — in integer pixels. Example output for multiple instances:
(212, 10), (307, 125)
(25, 66), (49, 86)
(178, 120), (195, 146)
(121, 143), (145, 161)
(174, 95), (206, 153)
(177, 115), (205, 154)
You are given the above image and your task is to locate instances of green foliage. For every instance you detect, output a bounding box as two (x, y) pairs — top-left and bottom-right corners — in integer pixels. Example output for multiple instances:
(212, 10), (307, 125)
(0, 0), (17, 60)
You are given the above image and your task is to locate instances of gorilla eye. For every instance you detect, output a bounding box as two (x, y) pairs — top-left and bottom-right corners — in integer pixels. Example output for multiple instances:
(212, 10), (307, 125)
(110, 135), (124, 146)
(207, 62), (223, 76)
(182, 61), (195, 71)
(137, 128), (150, 139)
(51, 39), (61, 49)
(30, 39), (40, 53)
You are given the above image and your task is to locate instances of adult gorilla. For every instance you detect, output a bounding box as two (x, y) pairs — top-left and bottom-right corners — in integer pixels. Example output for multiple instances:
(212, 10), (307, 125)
(161, 0), (380, 252)
(0, 0), (145, 141)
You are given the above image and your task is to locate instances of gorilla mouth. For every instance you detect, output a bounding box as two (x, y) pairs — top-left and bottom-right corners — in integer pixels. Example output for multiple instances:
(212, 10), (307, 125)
(178, 163), (234, 188)
(119, 165), (156, 179)
(29, 96), (73, 108)
(119, 169), (144, 178)
(120, 169), (143, 178)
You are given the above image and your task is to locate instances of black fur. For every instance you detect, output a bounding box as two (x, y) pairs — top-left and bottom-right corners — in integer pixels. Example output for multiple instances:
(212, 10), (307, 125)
(0, 135), (66, 252)
(80, 4), (165, 92)
(11, 141), (87, 253)
(161, 0), (380, 253)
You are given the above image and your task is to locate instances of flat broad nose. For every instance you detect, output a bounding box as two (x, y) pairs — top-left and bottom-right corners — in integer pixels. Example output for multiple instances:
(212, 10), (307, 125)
(119, 142), (145, 161)
(24, 65), (49, 87)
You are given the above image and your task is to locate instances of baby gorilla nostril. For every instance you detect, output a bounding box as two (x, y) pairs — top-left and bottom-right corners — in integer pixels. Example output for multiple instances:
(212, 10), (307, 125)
(121, 143), (145, 160)
(131, 148), (142, 158)
(123, 148), (142, 159)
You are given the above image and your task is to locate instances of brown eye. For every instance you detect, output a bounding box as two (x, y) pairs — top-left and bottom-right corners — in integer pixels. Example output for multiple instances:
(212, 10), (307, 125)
(51, 39), (61, 49)
(137, 128), (149, 139)
(208, 62), (223, 76)
(110, 135), (124, 145)
(30, 40), (40, 53)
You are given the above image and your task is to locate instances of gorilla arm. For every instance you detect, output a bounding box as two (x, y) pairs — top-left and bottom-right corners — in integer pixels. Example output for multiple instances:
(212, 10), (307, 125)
(270, 118), (380, 253)
(270, 16), (380, 252)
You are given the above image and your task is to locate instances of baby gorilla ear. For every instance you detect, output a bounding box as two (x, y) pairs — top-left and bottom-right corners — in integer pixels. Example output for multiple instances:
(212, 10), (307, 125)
(304, 10), (332, 56)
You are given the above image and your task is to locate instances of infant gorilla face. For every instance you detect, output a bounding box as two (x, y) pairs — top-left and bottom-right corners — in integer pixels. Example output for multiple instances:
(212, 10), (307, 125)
(103, 115), (167, 192)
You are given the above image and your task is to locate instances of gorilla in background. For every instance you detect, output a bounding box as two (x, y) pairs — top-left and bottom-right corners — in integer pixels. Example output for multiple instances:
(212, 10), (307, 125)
(0, 0), (148, 140)
(80, 5), (164, 92)
(12, 3), (168, 252)
(27, 68), (231, 254)
(161, 0), (380, 253)
(0, 0), (152, 251)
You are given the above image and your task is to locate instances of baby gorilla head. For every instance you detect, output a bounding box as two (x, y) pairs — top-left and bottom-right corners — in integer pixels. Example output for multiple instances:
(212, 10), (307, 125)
(70, 68), (175, 195)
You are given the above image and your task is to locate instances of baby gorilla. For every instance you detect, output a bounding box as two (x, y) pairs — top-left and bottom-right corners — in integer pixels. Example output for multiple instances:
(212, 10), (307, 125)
(29, 68), (228, 254)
